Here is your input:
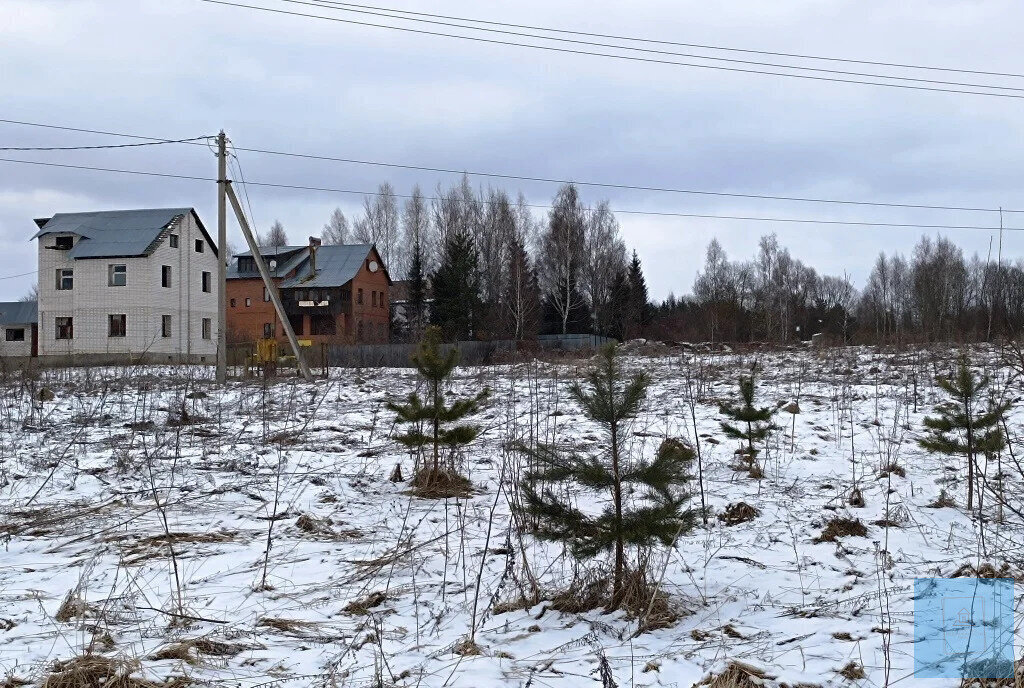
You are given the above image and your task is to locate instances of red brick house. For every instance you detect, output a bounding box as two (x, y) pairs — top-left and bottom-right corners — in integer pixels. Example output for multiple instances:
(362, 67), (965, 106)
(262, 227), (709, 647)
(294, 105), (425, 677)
(226, 239), (391, 345)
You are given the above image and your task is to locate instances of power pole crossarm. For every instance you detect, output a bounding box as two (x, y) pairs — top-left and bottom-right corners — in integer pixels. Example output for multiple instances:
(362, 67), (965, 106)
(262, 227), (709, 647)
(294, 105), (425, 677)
(224, 182), (313, 381)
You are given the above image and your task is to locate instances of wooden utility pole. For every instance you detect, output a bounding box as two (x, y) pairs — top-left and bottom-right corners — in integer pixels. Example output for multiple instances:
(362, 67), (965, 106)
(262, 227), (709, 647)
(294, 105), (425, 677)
(224, 182), (312, 381)
(216, 131), (228, 385)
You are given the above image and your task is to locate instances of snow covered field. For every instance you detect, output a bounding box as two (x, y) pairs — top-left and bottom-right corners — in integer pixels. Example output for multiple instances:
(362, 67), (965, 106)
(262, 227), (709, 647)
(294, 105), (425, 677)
(0, 346), (1019, 687)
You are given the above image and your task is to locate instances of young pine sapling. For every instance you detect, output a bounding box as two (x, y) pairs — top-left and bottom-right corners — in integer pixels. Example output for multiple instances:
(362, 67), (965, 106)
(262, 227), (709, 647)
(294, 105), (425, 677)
(518, 344), (695, 611)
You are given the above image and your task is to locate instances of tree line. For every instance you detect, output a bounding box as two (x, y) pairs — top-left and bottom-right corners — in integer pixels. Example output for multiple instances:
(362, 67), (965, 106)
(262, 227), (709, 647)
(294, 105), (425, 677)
(277, 177), (652, 342)
(260, 179), (1024, 345)
(662, 233), (1024, 344)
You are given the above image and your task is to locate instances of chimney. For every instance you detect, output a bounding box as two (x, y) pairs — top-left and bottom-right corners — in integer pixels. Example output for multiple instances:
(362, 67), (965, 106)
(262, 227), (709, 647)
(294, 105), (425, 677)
(309, 236), (321, 274)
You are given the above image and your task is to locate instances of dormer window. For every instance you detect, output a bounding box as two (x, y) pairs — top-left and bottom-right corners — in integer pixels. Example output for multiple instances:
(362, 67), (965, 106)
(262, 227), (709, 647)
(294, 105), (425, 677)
(54, 236), (73, 250)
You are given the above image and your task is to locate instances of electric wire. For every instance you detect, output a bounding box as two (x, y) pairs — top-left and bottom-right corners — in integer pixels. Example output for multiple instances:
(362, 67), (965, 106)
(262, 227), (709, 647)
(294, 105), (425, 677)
(305, 0), (1024, 80)
(196, 0), (1024, 99)
(0, 136), (213, 152)
(2, 156), (1022, 232)
(291, 0), (1024, 92)
(2, 117), (1022, 214)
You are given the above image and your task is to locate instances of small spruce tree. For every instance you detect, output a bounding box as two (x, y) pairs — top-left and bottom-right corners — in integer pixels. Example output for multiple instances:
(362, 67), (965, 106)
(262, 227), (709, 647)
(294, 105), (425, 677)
(719, 372), (775, 477)
(518, 344), (695, 609)
(387, 326), (489, 497)
(919, 355), (1009, 513)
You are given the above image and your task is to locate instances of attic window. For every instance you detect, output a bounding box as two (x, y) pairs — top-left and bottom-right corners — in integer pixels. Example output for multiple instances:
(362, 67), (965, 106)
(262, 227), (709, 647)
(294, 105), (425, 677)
(54, 236), (73, 250)
(195, 239), (204, 253)
(169, 234), (179, 248)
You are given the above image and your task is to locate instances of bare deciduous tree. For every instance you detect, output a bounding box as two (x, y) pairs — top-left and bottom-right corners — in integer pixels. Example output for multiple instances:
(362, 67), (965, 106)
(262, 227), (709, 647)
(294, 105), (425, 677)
(322, 207), (349, 245)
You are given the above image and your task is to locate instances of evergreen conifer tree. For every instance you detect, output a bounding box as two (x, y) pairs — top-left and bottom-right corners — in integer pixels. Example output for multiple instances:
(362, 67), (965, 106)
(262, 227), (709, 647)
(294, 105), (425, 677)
(626, 250), (651, 338)
(387, 326), (489, 496)
(919, 355), (1009, 512)
(518, 344), (695, 609)
(719, 372), (775, 477)
(430, 232), (480, 340)
(406, 239), (427, 337)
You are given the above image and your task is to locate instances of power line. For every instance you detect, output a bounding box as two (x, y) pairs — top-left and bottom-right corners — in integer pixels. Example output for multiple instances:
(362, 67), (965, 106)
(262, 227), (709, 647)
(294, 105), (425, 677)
(0, 270), (38, 281)
(3, 116), (1023, 214)
(293, 0), (1024, 93)
(306, 0), (1024, 80)
(0, 136), (213, 152)
(196, 0), (1024, 99)
(2, 155), (1022, 232)
(0, 119), (204, 144)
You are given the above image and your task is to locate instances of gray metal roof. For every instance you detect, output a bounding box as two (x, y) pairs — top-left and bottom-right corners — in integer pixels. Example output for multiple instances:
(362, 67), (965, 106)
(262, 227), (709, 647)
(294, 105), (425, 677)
(31, 208), (213, 259)
(0, 300), (37, 325)
(227, 246), (309, 279)
(279, 244), (375, 288)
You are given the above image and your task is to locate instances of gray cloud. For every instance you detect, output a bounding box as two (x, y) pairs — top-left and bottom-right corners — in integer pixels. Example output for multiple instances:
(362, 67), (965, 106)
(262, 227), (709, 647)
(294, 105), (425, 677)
(2, 0), (1023, 301)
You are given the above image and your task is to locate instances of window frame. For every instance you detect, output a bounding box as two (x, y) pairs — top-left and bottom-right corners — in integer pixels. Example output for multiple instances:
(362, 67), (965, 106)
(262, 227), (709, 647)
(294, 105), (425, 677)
(195, 238), (204, 253)
(245, 297), (252, 307)
(201, 318), (212, 340)
(5, 328), (25, 342)
(169, 233), (179, 248)
(55, 316), (73, 340)
(161, 315), (172, 338)
(357, 288), (363, 305)
(54, 235), (74, 250)
(263, 322), (274, 339)
(202, 271), (212, 293)
(108, 263), (127, 287)
(108, 314), (127, 338)
(161, 265), (172, 288)
(263, 286), (271, 302)
(55, 268), (73, 291)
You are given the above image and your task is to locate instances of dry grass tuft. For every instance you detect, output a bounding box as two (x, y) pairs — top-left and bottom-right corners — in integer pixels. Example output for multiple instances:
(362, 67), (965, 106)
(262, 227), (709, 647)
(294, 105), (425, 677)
(951, 562), (1017, 579)
(718, 502), (760, 526)
(814, 517), (868, 543)
(54, 591), (97, 623)
(959, 657), (1024, 687)
(256, 617), (315, 636)
(452, 638), (482, 656)
(838, 661), (866, 680)
(928, 488), (957, 509)
(878, 462), (906, 478)
(408, 467), (474, 499)
(41, 655), (189, 688)
(149, 639), (241, 665)
(548, 568), (681, 632)
(342, 591), (388, 615)
(694, 662), (774, 688)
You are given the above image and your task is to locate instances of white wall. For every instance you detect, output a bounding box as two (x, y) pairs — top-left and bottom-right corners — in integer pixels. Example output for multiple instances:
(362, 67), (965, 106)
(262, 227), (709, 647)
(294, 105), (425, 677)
(37, 211), (220, 360)
(0, 324), (32, 357)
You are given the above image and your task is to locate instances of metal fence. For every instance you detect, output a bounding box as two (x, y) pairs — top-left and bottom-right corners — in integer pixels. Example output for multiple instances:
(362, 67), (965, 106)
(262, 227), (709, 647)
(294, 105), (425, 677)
(326, 334), (615, 368)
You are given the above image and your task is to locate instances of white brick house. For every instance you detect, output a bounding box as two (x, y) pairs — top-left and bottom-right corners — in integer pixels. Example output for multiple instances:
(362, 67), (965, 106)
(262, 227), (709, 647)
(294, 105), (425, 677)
(32, 208), (219, 363)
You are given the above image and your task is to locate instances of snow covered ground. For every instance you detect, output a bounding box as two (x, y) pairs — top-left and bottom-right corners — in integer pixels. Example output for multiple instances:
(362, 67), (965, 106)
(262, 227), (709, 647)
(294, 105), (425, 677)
(0, 346), (1020, 687)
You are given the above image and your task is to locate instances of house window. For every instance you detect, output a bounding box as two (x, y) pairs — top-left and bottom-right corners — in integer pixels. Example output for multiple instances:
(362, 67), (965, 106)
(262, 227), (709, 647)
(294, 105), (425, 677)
(162, 265), (172, 288)
(263, 286), (271, 302)
(357, 288), (363, 305)
(263, 322), (274, 338)
(230, 298), (236, 308)
(54, 236), (74, 250)
(161, 315), (172, 338)
(309, 290), (319, 303)
(108, 314), (126, 338)
(5, 328), (25, 342)
(202, 318), (212, 340)
(239, 257), (254, 273)
(55, 317), (73, 340)
(55, 268), (73, 291)
(108, 264), (127, 287)
(372, 291), (377, 307)
(202, 271), (212, 293)
(169, 234), (179, 248)
(195, 239), (204, 253)
(245, 297), (251, 307)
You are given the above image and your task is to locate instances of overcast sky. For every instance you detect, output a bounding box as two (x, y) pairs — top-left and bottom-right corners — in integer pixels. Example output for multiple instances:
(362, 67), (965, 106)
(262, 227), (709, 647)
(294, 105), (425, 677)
(3, 0), (1024, 301)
